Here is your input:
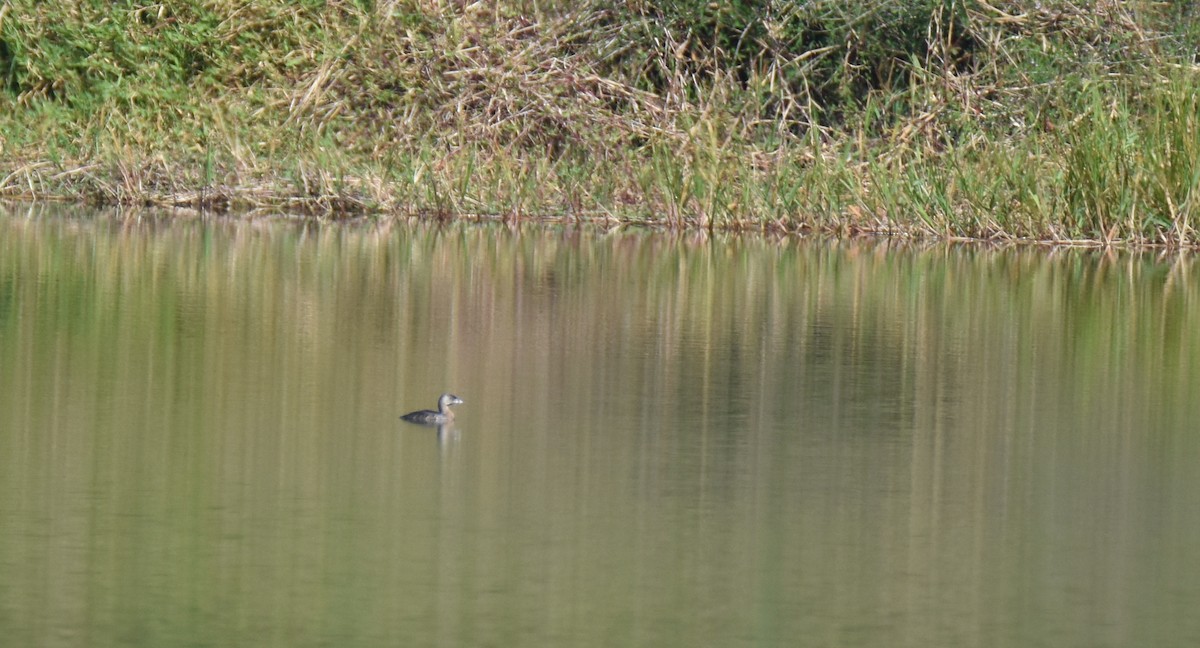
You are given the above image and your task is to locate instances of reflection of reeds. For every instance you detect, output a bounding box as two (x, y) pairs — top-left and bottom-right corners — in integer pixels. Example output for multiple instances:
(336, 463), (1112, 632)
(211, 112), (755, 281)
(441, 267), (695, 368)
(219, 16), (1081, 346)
(0, 3), (1198, 245)
(3, 210), (1200, 644)
(3, 206), (1197, 420)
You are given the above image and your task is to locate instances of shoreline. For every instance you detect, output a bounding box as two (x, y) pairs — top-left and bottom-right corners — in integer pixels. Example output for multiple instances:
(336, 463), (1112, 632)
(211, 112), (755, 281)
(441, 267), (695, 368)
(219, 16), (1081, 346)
(5, 197), (1196, 253)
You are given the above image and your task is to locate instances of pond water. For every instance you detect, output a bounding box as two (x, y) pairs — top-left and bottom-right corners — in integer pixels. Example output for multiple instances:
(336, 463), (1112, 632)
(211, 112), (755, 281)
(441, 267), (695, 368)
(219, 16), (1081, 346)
(2, 204), (1200, 647)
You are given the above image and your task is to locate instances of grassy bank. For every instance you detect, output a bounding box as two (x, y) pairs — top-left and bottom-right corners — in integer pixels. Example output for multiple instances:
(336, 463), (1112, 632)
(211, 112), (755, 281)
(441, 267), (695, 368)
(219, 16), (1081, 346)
(1, 1), (1199, 245)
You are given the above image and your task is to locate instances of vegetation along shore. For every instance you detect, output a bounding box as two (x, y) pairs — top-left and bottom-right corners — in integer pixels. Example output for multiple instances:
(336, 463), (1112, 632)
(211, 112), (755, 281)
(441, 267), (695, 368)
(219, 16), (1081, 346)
(1, 1), (1199, 246)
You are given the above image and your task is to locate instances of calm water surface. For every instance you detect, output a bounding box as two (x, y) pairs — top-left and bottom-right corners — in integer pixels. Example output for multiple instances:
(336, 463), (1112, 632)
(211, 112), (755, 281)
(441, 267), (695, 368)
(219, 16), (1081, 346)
(2, 205), (1199, 647)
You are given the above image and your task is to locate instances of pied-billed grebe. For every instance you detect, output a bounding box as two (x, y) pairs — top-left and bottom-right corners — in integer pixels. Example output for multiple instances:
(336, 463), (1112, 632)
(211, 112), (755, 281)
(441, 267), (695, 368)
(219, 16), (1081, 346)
(400, 393), (464, 425)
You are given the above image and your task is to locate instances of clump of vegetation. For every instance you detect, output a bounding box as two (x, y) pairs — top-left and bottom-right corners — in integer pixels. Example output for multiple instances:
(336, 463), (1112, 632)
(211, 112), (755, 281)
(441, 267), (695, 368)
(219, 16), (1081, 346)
(0, 1), (1198, 246)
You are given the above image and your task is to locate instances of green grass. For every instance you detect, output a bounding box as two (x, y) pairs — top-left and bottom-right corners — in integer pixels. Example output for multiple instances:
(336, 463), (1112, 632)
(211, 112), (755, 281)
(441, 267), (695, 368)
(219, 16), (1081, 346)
(1, 1), (1199, 246)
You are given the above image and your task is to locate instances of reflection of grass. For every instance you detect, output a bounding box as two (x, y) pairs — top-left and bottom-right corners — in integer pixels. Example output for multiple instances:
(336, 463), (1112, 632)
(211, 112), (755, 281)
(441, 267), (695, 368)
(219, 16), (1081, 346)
(4, 208), (1198, 471)
(0, 0), (1198, 245)
(4, 211), (1199, 648)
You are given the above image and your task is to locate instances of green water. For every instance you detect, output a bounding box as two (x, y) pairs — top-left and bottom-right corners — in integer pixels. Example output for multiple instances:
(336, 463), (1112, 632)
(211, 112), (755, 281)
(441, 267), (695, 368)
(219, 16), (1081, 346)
(2, 205), (1199, 647)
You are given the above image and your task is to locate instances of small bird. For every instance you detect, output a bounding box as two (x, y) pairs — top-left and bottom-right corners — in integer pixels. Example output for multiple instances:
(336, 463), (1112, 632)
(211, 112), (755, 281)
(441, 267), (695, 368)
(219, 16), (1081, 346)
(400, 393), (464, 426)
